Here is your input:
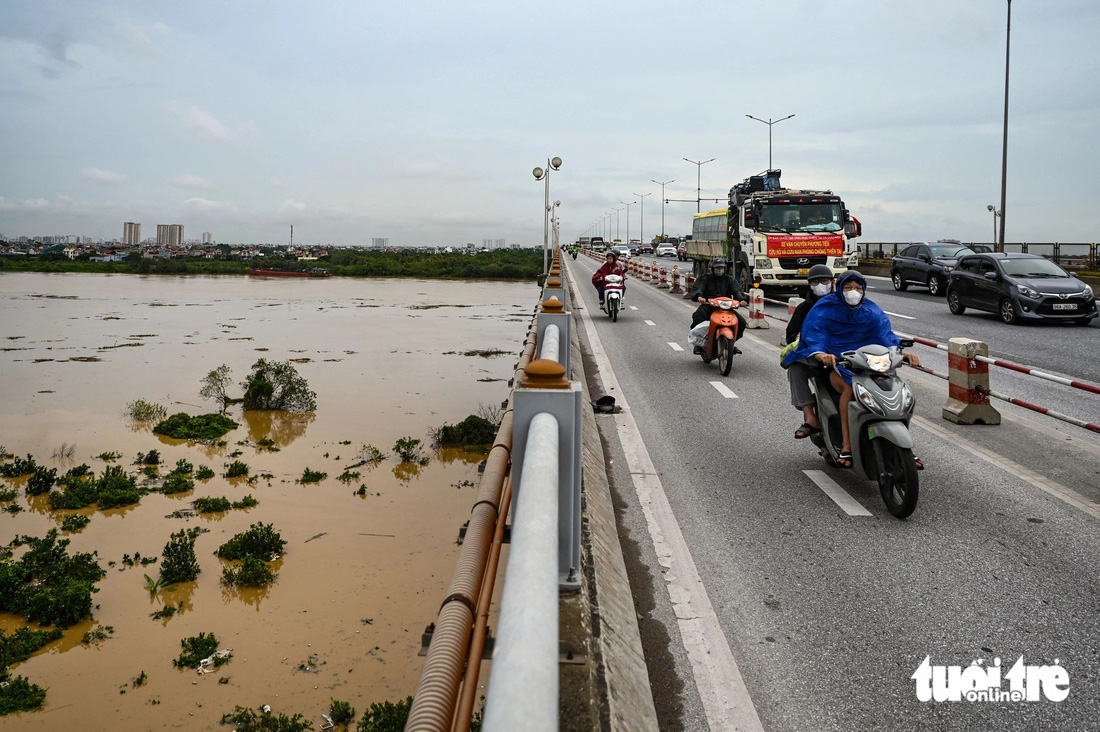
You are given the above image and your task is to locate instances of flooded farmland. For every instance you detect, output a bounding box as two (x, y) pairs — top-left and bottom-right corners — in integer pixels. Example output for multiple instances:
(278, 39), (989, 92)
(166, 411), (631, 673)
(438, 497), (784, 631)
(0, 272), (535, 730)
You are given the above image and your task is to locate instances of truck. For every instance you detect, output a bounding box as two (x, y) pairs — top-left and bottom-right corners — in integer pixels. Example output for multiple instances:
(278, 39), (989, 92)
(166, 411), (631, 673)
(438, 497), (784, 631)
(589, 236), (607, 252)
(683, 169), (861, 292)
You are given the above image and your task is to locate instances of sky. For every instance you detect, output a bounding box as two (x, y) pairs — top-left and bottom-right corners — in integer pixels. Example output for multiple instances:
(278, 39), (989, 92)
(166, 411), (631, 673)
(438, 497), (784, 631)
(1, 0), (1098, 248)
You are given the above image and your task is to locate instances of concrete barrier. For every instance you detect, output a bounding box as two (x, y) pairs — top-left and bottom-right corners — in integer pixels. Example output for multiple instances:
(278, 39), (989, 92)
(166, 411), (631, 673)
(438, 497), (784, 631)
(942, 337), (1001, 425)
(746, 288), (770, 329)
(670, 266), (683, 294)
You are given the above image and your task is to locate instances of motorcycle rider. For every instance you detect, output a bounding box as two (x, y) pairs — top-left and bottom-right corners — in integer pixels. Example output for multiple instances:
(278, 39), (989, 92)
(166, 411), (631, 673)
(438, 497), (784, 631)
(688, 259), (747, 355)
(782, 271), (921, 468)
(592, 251), (626, 311)
(784, 264), (834, 439)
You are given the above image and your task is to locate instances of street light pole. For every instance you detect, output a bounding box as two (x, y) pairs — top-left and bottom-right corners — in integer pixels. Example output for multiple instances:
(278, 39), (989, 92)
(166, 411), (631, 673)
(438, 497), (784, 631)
(613, 208), (622, 242)
(998, 0), (1011, 252)
(683, 158), (715, 213)
(621, 200), (635, 245)
(745, 114), (795, 169)
(634, 192), (651, 245)
(532, 156), (562, 272)
(652, 179), (675, 238)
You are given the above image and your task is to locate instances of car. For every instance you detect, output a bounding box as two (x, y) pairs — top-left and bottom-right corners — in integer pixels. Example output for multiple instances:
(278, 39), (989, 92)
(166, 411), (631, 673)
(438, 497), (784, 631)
(613, 246), (632, 259)
(970, 244), (994, 253)
(946, 252), (1097, 325)
(891, 241), (975, 297)
(640, 243), (655, 254)
(656, 243), (677, 257)
(677, 241), (687, 260)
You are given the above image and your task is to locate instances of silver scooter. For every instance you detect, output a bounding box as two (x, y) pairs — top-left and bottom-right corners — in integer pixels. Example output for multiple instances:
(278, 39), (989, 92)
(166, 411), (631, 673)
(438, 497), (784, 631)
(808, 339), (920, 518)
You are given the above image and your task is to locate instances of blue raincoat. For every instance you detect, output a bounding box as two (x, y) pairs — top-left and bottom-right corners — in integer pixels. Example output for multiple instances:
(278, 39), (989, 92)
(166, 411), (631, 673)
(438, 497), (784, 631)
(781, 271), (900, 384)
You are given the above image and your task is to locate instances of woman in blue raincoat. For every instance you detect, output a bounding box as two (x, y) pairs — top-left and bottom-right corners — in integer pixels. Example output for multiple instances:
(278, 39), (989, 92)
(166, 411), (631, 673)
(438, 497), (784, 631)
(781, 271), (921, 467)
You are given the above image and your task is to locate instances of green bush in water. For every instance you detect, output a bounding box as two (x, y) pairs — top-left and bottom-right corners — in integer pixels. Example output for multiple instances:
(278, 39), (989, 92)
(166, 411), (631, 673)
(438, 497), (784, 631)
(153, 412), (239, 440)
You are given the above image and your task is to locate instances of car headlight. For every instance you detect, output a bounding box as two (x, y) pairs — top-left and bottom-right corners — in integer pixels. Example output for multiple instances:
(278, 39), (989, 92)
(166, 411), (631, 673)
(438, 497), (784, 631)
(833, 257), (848, 268)
(1084, 284), (1095, 301)
(940, 265), (954, 272)
(854, 383), (886, 416)
(1018, 284), (1040, 299)
(755, 258), (772, 270)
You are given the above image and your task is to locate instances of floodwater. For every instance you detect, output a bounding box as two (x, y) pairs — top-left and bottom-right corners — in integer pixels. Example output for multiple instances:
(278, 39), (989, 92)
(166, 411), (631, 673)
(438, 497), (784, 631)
(0, 272), (534, 730)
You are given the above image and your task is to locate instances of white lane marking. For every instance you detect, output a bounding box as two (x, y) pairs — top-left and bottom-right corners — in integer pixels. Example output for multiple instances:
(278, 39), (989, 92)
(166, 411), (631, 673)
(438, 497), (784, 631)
(883, 310), (916, 320)
(710, 381), (738, 399)
(645, 319), (656, 326)
(803, 470), (873, 516)
(912, 416), (1100, 521)
(575, 295), (764, 731)
(629, 305), (638, 310)
(668, 342), (684, 352)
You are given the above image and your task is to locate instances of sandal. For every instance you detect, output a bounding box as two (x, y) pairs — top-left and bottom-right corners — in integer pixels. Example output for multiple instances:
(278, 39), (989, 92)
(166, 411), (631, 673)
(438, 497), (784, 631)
(794, 422), (820, 439)
(914, 456), (925, 471)
(836, 451), (853, 469)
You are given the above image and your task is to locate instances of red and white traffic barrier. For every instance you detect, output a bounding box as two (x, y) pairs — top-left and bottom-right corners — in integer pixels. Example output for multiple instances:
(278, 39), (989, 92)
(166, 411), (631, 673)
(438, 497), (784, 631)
(670, 266), (683, 294)
(651, 261), (660, 285)
(658, 267), (669, 289)
(942, 338), (1002, 425)
(684, 274), (695, 298)
(787, 296), (805, 319)
(746, 288), (770, 329)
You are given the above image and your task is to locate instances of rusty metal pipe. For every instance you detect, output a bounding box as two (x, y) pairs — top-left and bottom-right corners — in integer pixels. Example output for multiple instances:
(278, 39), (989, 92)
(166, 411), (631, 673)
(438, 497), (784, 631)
(452, 472), (513, 732)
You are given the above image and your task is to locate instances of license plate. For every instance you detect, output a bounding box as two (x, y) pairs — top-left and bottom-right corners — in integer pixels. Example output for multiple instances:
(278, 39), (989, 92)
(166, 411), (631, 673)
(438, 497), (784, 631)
(1052, 303), (1077, 310)
(797, 268), (810, 276)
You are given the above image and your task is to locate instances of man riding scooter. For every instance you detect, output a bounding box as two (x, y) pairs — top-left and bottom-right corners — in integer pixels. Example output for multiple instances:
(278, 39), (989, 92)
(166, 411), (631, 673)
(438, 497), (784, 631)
(688, 260), (747, 355)
(592, 251), (627, 311)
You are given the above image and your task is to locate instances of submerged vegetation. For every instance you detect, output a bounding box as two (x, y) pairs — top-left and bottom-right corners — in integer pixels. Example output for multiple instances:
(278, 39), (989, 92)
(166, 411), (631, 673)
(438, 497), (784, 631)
(220, 705), (313, 731)
(173, 632), (227, 669)
(159, 529), (201, 585)
(47, 463), (144, 510)
(216, 522), (286, 562)
(0, 529), (106, 627)
(154, 412), (239, 440)
(126, 399), (168, 422)
(242, 359), (317, 412)
(393, 437), (429, 465)
(431, 414), (497, 450)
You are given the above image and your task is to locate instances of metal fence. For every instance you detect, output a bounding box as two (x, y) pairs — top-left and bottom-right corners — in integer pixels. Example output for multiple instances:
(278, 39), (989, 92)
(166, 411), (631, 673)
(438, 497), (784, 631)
(857, 242), (1099, 270)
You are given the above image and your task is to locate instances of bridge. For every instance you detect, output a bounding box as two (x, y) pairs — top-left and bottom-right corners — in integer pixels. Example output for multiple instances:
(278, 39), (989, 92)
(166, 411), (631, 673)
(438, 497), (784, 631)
(407, 249), (1100, 731)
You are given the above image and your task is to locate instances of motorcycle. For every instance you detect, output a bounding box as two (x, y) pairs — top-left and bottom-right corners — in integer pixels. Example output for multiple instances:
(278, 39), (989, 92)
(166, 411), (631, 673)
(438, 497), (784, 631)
(691, 296), (742, 375)
(807, 339), (920, 518)
(603, 274), (624, 321)
(571, 249), (578, 260)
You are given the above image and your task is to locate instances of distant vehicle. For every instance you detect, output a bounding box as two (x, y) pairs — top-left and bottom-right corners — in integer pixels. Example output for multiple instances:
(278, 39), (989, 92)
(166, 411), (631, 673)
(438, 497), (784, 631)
(613, 245), (632, 259)
(677, 241), (687, 260)
(891, 242), (975, 297)
(629, 245), (641, 256)
(640, 242), (655, 254)
(590, 236), (607, 252)
(970, 244), (993, 253)
(656, 243), (677, 257)
(946, 253), (1097, 325)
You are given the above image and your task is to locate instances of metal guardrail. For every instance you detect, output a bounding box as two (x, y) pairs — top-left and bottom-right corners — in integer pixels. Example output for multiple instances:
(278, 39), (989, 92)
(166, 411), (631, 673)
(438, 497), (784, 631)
(857, 242), (1099, 270)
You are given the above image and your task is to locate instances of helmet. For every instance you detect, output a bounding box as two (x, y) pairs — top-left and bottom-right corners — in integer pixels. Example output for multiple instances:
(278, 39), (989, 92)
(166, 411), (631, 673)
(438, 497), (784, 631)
(607, 251), (619, 260)
(807, 264), (833, 281)
(711, 260), (727, 271)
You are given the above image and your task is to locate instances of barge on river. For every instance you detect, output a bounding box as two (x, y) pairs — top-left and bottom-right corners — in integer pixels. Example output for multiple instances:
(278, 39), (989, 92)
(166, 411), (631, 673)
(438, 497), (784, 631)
(249, 267), (332, 278)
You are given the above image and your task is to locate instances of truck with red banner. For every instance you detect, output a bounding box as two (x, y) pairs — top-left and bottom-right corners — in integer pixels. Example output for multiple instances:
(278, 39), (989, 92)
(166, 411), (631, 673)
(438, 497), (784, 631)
(683, 169), (861, 292)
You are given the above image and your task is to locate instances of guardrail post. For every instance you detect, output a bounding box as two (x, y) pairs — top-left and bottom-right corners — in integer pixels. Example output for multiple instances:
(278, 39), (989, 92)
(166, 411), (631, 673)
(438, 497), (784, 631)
(746, 287), (770, 329)
(670, 266), (683, 294)
(512, 360), (583, 590)
(536, 297), (570, 375)
(942, 338), (1001, 425)
(542, 274), (567, 311)
(788, 296), (805, 320)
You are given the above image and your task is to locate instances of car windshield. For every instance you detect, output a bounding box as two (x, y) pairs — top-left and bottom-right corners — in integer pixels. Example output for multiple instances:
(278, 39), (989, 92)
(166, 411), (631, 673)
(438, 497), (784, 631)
(1000, 258), (1069, 278)
(758, 202), (844, 233)
(929, 245), (973, 259)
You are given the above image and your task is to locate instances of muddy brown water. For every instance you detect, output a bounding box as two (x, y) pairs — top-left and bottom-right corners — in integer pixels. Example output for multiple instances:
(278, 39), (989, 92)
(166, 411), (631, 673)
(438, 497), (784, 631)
(0, 273), (533, 730)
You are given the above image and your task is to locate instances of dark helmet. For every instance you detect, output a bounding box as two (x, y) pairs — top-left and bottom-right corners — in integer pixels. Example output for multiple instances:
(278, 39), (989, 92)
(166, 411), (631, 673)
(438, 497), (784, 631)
(710, 259), (727, 271)
(807, 264), (833, 281)
(607, 251), (619, 260)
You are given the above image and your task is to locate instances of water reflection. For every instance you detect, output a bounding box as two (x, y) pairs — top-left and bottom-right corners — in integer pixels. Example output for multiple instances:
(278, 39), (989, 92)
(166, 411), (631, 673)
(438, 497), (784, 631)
(392, 461), (424, 483)
(243, 409), (315, 447)
(218, 559), (283, 609)
(432, 446), (487, 466)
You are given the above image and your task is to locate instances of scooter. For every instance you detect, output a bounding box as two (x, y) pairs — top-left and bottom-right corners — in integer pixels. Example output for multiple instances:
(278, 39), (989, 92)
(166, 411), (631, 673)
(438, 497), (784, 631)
(807, 339), (920, 518)
(571, 249), (578, 260)
(691, 297), (742, 376)
(603, 274), (624, 321)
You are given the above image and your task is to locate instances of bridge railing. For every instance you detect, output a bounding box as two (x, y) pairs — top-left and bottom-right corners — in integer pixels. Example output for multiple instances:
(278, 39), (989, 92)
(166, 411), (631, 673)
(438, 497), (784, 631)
(857, 242), (1098, 270)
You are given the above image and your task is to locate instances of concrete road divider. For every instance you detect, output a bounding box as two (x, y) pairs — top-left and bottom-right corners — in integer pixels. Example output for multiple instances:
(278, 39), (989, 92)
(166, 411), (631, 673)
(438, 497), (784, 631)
(942, 338), (1001, 425)
(746, 288), (770, 329)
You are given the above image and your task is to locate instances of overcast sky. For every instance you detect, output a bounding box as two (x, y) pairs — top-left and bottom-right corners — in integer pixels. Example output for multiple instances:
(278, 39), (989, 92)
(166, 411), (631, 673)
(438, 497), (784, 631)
(2, 0), (1098, 247)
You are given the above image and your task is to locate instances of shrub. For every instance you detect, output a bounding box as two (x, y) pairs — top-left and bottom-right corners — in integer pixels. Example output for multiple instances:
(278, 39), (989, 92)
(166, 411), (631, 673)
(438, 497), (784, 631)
(241, 359), (317, 412)
(0, 488), (15, 502)
(199, 364), (233, 412)
(24, 466), (57, 497)
(0, 673), (48, 714)
(216, 523), (286, 561)
(0, 529), (106, 627)
(136, 449), (161, 465)
(192, 496), (231, 513)
(330, 699), (355, 726)
(173, 632), (225, 669)
(160, 530), (200, 584)
(432, 415), (497, 449)
(232, 495), (258, 509)
(299, 468), (327, 484)
(0, 455), (36, 479)
(60, 514), (90, 532)
(0, 627), (63, 668)
(153, 412), (239, 440)
(126, 399), (167, 422)
(96, 465), (143, 509)
(220, 706), (312, 731)
(221, 555), (276, 587)
(195, 466), (215, 480)
(223, 461), (249, 479)
(393, 437), (428, 465)
(358, 444), (384, 464)
(356, 696), (413, 732)
(162, 471), (194, 495)
(173, 459), (193, 474)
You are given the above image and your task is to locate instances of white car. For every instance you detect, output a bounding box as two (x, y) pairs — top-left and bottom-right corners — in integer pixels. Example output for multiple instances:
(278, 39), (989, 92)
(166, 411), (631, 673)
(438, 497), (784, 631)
(656, 243), (677, 257)
(613, 246), (632, 259)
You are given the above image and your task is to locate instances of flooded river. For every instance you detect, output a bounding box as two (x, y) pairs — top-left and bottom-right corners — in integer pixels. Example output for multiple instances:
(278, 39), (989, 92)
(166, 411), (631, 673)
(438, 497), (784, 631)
(0, 272), (534, 730)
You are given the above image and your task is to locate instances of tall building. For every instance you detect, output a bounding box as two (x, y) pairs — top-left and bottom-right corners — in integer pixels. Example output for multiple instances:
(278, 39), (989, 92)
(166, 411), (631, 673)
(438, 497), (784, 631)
(495, 238), (506, 249)
(202, 232), (213, 244)
(371, 237), (389, 248)
(123, 222), (141, 246)
(156, 224), (184, 247)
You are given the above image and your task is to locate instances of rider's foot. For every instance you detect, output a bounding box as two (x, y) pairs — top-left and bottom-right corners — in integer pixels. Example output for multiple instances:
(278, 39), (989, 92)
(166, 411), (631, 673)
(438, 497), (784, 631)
(693, 346), (704, 355)
(836, 451), (853, 469)
(732, 346), (743, 355)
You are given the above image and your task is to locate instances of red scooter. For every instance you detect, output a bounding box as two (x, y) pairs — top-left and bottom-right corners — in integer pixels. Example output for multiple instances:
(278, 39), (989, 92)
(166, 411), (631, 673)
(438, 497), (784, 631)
(695, 297), (742, 375)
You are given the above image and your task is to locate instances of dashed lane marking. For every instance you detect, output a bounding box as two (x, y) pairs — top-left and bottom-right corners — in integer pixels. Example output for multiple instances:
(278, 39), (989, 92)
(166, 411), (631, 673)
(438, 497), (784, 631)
(883, 311), (916, 320)
(710, 381), (738, 399)
(645, 320), (656, 326)
(668, 342), (684, 352)
(629, 305), (638, 310)
(803, 470), (873, 516)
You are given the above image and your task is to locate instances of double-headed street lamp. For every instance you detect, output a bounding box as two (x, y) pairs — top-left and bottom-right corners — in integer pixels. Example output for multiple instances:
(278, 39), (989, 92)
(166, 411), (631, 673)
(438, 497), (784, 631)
(987, 204), (1002, 244)
(533, 156), (562, 272)
(683, 158), (715, 213)
(745, 114), (795, 170)
(651, 179), (675, 238)
(633, 192), (651, 245)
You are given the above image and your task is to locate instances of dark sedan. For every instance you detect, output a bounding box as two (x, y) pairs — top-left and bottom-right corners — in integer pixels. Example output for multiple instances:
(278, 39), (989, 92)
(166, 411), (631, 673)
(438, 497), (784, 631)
(891, 242), (974, 296)
(946, 253), (1097, 325)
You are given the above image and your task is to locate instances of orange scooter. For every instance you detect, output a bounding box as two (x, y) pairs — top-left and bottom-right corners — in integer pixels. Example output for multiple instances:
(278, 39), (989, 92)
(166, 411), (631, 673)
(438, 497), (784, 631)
(697, 296), (743, 376)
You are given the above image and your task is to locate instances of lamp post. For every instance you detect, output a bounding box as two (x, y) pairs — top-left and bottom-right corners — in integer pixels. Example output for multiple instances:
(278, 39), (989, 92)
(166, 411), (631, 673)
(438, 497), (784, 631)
(612, 207), (622, 242)
(987, 205), (1001, 244)
(551, 200), (561, 252)
(634, 192), (651, 245)
(532, 156), (562, 272)
(683, 158), (715, 213)
(745, 114), (795, 169)
(621, 200), (635, 245)
(997, 0), (1012, 252)
(652, 179), (675, 238)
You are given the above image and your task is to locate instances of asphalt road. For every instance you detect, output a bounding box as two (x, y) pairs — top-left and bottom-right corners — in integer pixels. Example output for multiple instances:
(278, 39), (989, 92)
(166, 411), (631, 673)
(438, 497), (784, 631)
(565, 255), (1100, 732)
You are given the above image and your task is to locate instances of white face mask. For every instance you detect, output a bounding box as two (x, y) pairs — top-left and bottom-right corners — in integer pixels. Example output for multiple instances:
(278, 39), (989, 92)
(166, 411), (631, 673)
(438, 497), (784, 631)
(844, 290), (863, 306)
(811, 282), (831, 297)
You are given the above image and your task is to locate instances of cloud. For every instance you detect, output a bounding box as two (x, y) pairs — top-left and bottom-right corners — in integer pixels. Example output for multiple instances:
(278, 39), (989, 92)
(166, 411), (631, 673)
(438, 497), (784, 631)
(168, 102), (237, 143)
(81, 167), (127, 184)
(394, 160), (477, 182)
(182, 197), (234, 212)
(117, 21), (170, 60)
(171, 174), (215, 190)
(278, 199), (307, 215)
